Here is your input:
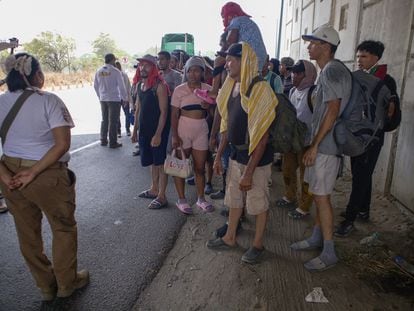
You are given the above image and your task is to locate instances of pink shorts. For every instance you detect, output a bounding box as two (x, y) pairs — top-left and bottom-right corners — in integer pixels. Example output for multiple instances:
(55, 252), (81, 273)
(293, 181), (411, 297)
(178, 116), (209, 151)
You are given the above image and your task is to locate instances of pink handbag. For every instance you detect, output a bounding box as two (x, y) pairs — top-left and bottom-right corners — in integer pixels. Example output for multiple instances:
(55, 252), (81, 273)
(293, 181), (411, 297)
(164, 148), (193, 178)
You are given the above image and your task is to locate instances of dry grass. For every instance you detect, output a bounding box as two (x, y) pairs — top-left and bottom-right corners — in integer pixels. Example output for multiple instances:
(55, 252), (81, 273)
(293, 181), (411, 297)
(0, 71), (94, 92)
(341, 244), (414, 297)
(44, 71), (94, 89)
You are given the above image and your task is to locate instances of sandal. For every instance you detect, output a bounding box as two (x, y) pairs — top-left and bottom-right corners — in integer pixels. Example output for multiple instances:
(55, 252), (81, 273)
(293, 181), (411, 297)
(288, 208), (309, 219)
(148, 198), (168, 210)
(196, 200), (214, 212)
(193, 89), (216, 104)
(176, 201), (193, 215)
(275, 198), (295, 208)
(304, 256), (338, 272)
(138, 190), (157, 199)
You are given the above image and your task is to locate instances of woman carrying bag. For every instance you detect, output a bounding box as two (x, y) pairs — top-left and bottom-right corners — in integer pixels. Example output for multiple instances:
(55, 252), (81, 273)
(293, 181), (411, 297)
(170, 57), (215, 215)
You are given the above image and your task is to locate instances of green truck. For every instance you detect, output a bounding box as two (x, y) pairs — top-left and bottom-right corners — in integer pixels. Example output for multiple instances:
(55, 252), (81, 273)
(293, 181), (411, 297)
(161, 33), (194, 56)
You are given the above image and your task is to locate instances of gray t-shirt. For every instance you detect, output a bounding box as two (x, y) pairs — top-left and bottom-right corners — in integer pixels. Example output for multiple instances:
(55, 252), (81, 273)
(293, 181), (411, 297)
(162, 69), (183, 94)
(312, 59), (352, 155)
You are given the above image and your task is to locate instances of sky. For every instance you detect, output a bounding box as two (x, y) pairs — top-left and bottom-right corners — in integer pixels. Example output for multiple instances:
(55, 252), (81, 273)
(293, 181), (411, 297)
(0, 0), (281, 58)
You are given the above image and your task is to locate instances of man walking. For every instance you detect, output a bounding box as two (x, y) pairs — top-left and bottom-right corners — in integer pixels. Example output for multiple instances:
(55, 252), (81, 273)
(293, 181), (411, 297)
(290, 25), (352, 271)
(94, 53), (128, 148)
(207, 42), (277, 264)
(131, 55), (170, 209)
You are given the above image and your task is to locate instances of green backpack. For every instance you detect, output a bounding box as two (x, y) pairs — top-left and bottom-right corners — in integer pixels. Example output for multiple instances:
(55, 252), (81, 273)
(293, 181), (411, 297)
(246, 76), (308, 153)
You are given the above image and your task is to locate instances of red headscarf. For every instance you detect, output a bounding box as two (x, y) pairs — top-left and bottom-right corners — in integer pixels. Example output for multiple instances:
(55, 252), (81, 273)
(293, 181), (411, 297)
(132, 61), (170, 96)
(221, 2), (251, 30)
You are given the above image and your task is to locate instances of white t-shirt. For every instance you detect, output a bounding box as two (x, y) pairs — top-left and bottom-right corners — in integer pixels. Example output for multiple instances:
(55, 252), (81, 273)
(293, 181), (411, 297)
(0, 90), (75, 162)
(289, 86), (314, 146)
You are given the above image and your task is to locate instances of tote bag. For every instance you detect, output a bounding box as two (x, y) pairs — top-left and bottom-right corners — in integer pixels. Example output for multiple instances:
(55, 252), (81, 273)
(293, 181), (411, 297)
(164, 148), (193, 178)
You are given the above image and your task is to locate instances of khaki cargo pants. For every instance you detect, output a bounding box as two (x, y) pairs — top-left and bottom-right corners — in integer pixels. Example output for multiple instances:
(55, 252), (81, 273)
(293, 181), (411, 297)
(282, 150), (313, 212)
(0, 156), (78, 292)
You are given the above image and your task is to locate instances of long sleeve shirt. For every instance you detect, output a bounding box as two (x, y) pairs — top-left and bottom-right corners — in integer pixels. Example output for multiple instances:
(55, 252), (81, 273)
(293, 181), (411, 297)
(94, 64), (128, 102)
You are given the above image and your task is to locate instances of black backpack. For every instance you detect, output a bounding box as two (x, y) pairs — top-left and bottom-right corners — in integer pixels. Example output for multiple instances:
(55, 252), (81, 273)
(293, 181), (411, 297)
(333, 60), (391, 157)
(383, 74), (401, 132)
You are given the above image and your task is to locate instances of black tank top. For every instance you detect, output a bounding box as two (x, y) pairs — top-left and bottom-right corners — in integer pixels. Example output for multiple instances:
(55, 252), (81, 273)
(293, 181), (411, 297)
(226, 91), (273, 166)
(138, 83), (170, 138)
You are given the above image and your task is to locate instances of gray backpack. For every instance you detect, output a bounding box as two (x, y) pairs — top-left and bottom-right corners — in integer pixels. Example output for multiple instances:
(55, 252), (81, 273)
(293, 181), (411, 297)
(333, 61), (391, 157)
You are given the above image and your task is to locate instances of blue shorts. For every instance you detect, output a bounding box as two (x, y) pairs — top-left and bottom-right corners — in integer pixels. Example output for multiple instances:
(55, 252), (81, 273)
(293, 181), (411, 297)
(139, 130), (169, 167)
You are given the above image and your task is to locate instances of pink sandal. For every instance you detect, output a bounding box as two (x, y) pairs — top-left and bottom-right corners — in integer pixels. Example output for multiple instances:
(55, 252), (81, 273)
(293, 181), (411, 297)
(176, 201), (193, 215)
(196, 200), (214, 213)
(193, 89), (216, 105)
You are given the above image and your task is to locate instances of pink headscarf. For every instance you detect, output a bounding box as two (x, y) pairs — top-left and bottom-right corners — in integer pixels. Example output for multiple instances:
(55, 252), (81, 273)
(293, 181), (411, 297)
(297, 60), (317, 91)
(221, 2), (251, 30)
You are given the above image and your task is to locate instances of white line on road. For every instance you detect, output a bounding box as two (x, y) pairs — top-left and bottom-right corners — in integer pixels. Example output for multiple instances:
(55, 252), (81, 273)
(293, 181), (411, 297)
(70, 141), (100, 155)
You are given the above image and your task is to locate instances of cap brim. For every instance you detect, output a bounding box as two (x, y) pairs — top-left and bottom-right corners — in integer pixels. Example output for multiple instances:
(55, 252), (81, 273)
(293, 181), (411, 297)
(302, 34), (318, 42)
(216, 51), (227, 57)
(136, 58), (156, 65)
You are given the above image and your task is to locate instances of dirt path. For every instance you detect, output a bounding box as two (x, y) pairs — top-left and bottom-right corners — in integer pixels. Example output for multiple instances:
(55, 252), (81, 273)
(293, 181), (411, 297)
(133, 169), (414, 311)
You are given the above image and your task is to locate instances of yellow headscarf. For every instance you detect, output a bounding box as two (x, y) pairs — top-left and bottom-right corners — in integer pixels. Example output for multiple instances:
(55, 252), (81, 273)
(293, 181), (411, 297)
(216, 42), (278, 155)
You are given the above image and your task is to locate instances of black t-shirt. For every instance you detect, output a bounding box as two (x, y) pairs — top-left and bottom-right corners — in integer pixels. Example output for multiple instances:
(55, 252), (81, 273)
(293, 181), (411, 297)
(226, 91), (273, 166)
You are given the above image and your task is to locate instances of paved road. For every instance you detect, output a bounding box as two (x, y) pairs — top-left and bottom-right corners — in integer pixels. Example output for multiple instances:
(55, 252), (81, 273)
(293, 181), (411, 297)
(0, 87), (189, 310)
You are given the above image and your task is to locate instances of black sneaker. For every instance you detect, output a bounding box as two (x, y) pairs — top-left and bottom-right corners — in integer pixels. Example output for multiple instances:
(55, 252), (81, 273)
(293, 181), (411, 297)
(357, 212), (370, 222)
(215, 221), (242, 238)
(334, 220), (354, 237)
(109, 142), (122, 149)
(241, 246), (265, 264)
(210, 190), (225, 200)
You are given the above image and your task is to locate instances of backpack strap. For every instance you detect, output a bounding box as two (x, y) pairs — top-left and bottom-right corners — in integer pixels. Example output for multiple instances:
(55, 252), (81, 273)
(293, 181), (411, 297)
(0, 89), (34, 146)
(307, 85), (316, 113)
(246, 76), (265, 98)
(270, 73), (276, 93)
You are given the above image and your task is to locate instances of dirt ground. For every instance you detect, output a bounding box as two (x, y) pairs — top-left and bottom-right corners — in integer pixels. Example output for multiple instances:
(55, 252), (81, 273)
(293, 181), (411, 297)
(133, 167), (414, 311)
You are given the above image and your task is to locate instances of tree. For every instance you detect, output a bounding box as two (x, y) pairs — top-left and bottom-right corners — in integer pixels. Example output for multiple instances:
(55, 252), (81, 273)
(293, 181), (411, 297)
(92, 33), (117, 60)
(24, 32), (76, 72)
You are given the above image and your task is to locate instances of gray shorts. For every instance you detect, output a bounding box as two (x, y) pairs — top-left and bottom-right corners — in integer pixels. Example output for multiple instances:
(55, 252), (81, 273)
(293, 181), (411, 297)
(304, 153), (340, 196)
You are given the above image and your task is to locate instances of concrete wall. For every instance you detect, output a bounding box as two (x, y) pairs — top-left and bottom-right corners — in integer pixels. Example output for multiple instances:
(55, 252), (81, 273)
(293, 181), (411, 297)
(279, 0), (414, 212)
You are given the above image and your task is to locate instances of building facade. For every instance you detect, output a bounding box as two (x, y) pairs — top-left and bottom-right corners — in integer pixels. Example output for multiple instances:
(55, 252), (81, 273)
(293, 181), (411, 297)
(280, 0), (414, 212)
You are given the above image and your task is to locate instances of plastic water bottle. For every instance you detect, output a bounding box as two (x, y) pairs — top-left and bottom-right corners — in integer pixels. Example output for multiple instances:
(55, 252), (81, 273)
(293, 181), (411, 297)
(394, 256), (414, 275)
(360, 232), (382, 246)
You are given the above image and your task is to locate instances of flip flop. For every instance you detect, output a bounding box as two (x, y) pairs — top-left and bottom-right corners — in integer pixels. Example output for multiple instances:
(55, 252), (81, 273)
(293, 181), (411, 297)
(304, 256), (338, 272)
(290, 240), (322, 251)
(196, 200), (214, 212)
(138, 190), (157, 199)
(176, 201), (193, 215)
(193, 89), (216, 104)
(148, 199), (168, 210)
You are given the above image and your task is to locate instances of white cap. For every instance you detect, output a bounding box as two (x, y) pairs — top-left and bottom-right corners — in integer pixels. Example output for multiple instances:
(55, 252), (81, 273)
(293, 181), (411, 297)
(302, 24), (340, 46)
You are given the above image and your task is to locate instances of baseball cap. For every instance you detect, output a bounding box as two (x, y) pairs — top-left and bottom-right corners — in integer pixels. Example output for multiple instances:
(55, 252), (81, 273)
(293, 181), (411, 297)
(287, 60), (305, 73)
(302, 24), (340, 46)
(219, 43), (242, 58)
(136, 54), (157, 66)
(280, 57), (294, 67)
